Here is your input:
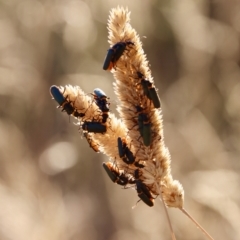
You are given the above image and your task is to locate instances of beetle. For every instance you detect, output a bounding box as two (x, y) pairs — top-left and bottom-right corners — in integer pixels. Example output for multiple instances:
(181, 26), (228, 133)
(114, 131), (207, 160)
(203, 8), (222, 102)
(93, 88), (110, 112)
(93, 88), (108, 100)
(103, 41), (134, 70)
(84, 132), (99, 152)
(103, 48), (114, 71)
(134, 169), (141, 179)
(50, 85), (85, 118)
(137, 72), (150, 98)
(135, 107), (152, 146)
(136, 72), (161, 109)
(103, 162), (120, 183)
(140, 79), (151, 99)
(136, 106), (146, 133)
(117, 137), (144, 167)
(82, 122), (106, 133)
(117, 137), (125, 158)
(50, 85), (67, 106)
(148, 87), (161, 108)
(93, 88), (110, 123)
(132, 170), (154, 206)
(101, 113), (109, 124)
(142, 123), (152, 147)
(136, 180), (154, 207)
(134, 161), (145, 168)
(117, 137), (135, 164)
(125, 147), (135, 164)
(50, 85), (75, 115)
(138, 112), (148, 137)
(102, 162), (133, 186)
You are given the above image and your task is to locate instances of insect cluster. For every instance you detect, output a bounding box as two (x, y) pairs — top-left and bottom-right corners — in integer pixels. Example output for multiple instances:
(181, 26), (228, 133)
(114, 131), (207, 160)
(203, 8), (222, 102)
(50, 7), (185, 209)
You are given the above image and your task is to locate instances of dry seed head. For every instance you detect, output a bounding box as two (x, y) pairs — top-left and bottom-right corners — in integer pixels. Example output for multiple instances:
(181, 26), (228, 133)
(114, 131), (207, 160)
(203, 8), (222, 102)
(107, 6), (183, 207)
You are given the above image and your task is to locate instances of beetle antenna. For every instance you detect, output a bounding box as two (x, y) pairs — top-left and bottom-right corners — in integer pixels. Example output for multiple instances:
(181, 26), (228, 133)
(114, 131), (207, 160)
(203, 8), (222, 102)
(131, 203), (137, 209)
(180, 208), (214, 240)
(132, 199), (141, 209)
(156, 184), (176, 240)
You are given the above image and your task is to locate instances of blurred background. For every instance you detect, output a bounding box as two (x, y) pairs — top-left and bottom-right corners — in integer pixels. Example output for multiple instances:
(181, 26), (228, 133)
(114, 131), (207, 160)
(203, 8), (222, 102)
(0, 0), (239, 239)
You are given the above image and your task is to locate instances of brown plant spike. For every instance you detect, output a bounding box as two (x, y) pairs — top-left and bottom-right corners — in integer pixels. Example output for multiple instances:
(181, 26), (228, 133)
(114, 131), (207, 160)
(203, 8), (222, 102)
(50, 6), (215, 240)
